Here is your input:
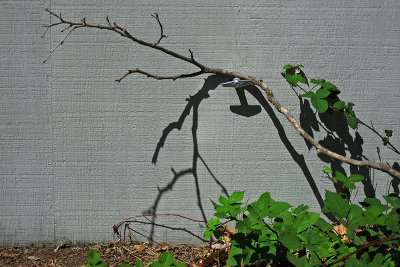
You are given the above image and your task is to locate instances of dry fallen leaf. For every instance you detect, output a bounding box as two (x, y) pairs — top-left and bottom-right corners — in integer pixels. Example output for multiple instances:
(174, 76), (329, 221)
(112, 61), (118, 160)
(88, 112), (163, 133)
(333, 224), (347, 236)
(27, 255), (40, 261)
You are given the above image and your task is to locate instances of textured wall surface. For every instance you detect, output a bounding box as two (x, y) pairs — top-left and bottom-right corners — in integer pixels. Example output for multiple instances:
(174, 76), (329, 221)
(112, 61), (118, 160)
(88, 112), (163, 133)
(1, 0), (399, 246)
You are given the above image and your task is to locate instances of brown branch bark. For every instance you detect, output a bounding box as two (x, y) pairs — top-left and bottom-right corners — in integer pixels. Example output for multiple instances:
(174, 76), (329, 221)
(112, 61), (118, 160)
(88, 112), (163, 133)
(324, 235), (399, 266)
(43, 9), (400, 179)
(116, 68), (204, 82)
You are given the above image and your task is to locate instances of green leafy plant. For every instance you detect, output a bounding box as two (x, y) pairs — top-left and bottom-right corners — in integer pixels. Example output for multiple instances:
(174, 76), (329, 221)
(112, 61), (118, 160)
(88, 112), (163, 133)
(281, 64), (358, 129)
(148, 252), (187, 267)
(86, 250), (107, 267)
(85, 250), (186, 267)
(205, 173), (400, 266)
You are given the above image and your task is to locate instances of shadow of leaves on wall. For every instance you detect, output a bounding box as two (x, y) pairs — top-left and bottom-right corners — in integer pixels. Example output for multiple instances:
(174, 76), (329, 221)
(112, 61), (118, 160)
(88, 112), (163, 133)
(300, 100), (376, 198)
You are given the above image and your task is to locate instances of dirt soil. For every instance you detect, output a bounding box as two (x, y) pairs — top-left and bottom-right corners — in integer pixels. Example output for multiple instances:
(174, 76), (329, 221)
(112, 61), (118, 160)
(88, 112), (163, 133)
(0, 242), (213, 267)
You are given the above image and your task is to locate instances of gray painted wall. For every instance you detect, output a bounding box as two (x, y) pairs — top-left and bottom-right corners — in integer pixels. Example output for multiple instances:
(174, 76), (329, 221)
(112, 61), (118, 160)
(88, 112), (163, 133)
(1, 0), (399, 246)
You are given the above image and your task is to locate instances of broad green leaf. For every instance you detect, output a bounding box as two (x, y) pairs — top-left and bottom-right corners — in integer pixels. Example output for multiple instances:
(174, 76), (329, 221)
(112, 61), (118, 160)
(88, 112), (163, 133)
(279, 232), (300, 250)
(214, 205), (230, 218)
(383, 195), (400, 208)
(332, 100), (346, 110)
(385, 215), (400, 232)
(315, 88), (330, 99)
(334, 171), (347, 183)
(292, 204), (309, 215)
(301, 91), (315, 99)
(284, 74), (300, 85)
(344, 112), (358, 129)
(226, 245), (243, 266)
(321, 81), (340, 93)
(257, 191), (272, 206)
(322, 191), (350, 221)
(311, 96), (328, 113)
(133, 261), (143, 267)
(268, 201), (291, 217)
(364, 197), (382, 206)
(282, 64), (294, 70)
(229, 191), (244, 204)
(87, 250), (101, 265)
(296, 71), (309, 86)
(287, 253), (312, 267)
(218, 196), (229, 206)
(296, 212), (320, 233)
(310, 78), (325, 85)
(347, 204), (364, 228)
(323, 165), (333, 174)
(157, 252), (174, 266)
(314, 217), (333, 232)
(348, 174), (364, 183)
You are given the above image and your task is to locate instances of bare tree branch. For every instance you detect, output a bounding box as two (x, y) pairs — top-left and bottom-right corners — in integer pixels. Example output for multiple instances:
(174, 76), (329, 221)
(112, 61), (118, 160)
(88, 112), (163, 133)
(116, 68), (204, 82)
(43, 9), (400, 179)
(151, 13), (167, 46)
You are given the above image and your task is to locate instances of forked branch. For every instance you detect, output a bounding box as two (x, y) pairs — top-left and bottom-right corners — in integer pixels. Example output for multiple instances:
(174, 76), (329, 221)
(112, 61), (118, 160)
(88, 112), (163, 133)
(43, 9), (400, 179)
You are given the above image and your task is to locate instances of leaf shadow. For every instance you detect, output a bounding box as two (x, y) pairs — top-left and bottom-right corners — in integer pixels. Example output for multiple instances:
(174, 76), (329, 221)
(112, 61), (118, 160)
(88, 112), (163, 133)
(302, 105), (375, 198)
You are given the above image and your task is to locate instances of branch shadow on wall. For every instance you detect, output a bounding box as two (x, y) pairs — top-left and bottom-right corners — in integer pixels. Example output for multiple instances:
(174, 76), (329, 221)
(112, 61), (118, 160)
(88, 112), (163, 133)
(243, 86), (325, 209)
(141, 74), (230, 243)
(115, 75), (340, 242)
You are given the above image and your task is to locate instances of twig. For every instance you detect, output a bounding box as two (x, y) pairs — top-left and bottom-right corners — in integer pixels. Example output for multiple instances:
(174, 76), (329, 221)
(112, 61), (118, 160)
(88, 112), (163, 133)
(122, 220), (207, 242)
(116, 68), (204, 82)
(43, 9), (400, 179)
(151, 13), (167, 46)
(324, 235), (399, 266)
(358, 120), (400, 155)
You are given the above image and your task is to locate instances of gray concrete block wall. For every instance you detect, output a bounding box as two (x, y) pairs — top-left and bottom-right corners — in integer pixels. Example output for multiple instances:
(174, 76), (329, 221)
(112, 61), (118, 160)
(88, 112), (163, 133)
(0, 0), (399, 245)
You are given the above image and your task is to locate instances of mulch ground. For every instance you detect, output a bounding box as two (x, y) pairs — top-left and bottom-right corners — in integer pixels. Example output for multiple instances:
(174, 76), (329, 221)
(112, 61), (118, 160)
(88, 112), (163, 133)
(0, 242), (213, 267)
